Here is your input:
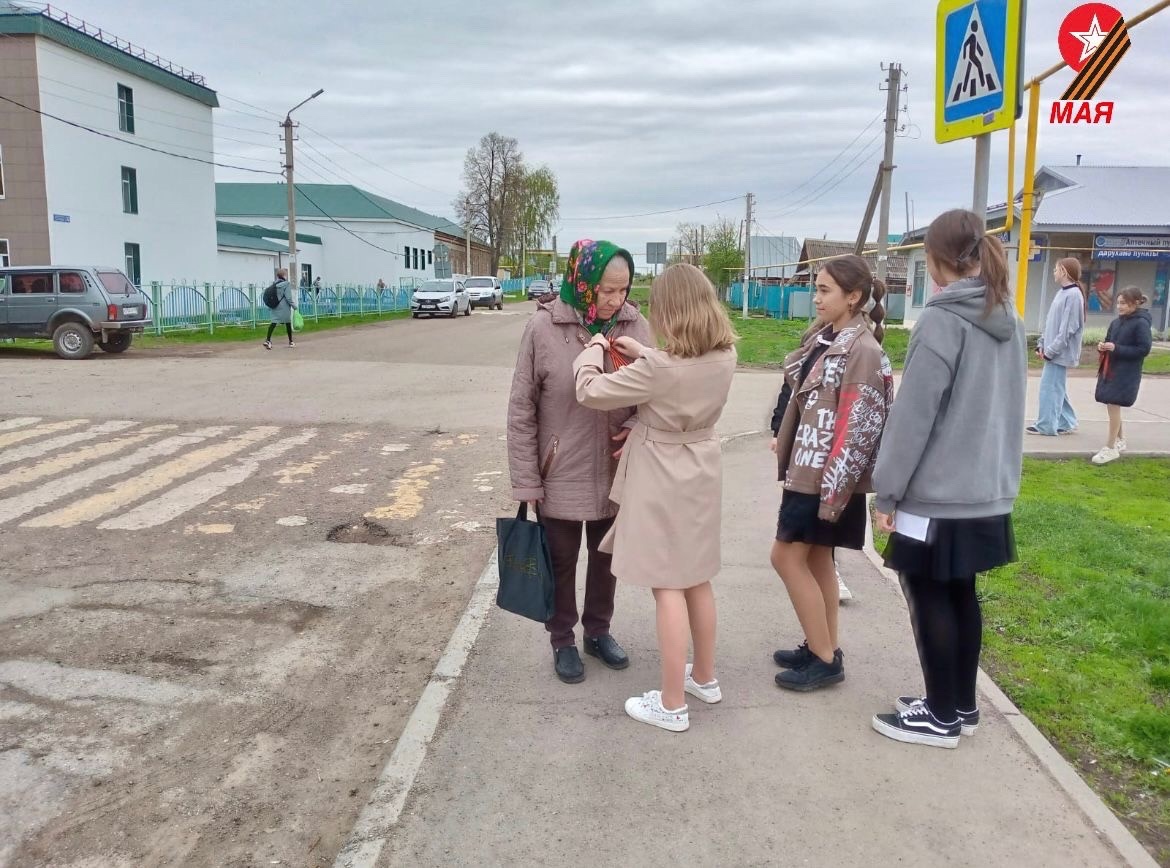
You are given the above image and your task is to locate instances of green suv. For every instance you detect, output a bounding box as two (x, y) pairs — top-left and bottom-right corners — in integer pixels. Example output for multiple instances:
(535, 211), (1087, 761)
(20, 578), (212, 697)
(0, 266), (151, 359)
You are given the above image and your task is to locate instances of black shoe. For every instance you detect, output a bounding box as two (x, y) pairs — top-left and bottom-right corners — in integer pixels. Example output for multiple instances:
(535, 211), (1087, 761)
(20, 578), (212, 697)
(872, 701), (961, 749)
(554, 646), (585, 684)
(896, 696), (980, 735)
(583, 634), (629, 670)
(774, 649), (844, 691)
(773, 640), (815, 669)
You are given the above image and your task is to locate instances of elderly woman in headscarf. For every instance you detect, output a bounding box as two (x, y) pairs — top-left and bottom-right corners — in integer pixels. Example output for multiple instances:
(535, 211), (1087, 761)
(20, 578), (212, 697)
(507, 239), (653, 684)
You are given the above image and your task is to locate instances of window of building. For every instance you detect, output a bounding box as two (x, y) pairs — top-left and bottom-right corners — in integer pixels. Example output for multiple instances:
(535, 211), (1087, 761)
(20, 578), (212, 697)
(118, 84), (135, 134)
(0, 239), (8, 268)
(912, 260), (927, 308)
(413, 248), (420, 270)
(427, 250), (433, 266)
(59, 271), (87, 294)
(124, 243), (141, 286)
(121, 167), (138, 214)
(0, 145), (6, 199)
(404, 245), (411, 269)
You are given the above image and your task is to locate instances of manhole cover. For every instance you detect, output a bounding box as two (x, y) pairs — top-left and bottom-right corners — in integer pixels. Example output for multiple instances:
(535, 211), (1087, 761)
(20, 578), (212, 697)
(327, 519), (410, 546)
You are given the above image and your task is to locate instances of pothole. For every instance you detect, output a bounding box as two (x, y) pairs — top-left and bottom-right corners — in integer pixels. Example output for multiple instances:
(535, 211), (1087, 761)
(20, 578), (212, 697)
(326, 519), (411, 546)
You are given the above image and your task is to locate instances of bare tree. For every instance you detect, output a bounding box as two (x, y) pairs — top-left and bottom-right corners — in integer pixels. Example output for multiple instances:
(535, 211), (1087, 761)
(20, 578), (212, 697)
(454, 133), (526, 274)
(673, 222), (705, 265)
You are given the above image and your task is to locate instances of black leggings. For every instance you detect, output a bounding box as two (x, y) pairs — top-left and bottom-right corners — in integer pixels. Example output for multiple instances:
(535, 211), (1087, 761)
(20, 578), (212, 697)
(266, 322), (293, 342)
(899, 572), (982, 723)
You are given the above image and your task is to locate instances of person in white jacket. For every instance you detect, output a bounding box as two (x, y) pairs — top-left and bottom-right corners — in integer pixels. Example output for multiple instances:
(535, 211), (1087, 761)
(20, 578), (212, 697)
(1028, 258), (1086, 436)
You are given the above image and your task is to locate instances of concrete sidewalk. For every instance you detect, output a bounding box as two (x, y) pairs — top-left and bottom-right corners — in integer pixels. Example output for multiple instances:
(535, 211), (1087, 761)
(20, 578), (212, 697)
(355, 370), (1169, 867)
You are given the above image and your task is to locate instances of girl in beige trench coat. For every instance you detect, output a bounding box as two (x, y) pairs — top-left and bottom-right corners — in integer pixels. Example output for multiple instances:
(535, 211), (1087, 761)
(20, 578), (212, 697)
(573, 264), (737, 733)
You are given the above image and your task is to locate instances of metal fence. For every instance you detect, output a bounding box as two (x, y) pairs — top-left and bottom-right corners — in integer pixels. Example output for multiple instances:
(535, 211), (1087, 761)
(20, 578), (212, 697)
(144, 282), (416, 335)
(727, 282), (905, 321)
(501, 276), (540, 295)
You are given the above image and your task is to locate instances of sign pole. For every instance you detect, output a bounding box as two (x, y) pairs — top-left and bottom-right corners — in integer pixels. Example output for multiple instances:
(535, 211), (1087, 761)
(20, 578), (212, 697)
(972, 133), (991, 222)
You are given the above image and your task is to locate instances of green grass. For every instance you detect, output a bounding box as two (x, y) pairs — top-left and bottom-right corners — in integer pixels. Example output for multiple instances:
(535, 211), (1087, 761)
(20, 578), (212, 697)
(729, 315), (910, 369)
(979, 457), (1170, 860)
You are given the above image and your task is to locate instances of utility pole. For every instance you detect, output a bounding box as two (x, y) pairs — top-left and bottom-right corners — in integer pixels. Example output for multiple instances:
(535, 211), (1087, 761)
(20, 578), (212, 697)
(282, 89), (323, 293)
(742, 191), (753, 319)
(466, 227), (472, 277)
(875, 63), (902, 285)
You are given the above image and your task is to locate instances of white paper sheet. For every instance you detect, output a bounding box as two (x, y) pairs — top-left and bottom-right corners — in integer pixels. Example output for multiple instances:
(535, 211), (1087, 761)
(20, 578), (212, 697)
(895, 511), (931, 542)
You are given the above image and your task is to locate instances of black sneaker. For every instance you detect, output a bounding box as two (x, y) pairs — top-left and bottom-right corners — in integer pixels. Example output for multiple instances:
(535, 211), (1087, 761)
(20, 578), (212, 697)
(553, 646), (585, 684)
(774, 650), (844, 691)
(773, 640), (815, 669)
(872, 701), (961, 749)
(896, 696), (979, 735)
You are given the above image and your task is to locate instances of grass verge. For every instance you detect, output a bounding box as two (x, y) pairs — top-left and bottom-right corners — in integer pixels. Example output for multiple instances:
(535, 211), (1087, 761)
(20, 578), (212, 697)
(730, 315), (910, 369)
(872, 458), (1170, 861)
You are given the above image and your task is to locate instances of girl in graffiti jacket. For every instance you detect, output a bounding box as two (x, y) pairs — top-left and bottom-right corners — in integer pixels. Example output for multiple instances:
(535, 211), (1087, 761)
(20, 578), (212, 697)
(769, 254), (894, 692)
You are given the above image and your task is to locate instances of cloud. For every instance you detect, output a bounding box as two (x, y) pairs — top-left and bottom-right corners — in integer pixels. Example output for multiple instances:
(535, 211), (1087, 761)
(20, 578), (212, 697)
(50, 0), (1170, 265)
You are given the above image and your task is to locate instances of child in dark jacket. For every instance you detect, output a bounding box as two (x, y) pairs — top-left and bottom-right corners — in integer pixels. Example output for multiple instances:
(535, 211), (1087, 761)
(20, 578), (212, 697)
(1092, 286), (1154, 465)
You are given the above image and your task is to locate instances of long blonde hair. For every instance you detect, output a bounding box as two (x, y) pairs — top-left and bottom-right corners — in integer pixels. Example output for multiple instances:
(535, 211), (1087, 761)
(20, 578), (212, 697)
(649, 264), (738, 358)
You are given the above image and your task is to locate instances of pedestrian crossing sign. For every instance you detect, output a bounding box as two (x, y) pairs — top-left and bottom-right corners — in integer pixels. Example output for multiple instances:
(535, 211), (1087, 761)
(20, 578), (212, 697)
(936, 0), (1024, 143)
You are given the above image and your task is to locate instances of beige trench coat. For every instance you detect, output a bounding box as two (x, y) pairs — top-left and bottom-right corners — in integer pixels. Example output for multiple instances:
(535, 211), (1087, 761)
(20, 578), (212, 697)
(573, 342), (737, 588)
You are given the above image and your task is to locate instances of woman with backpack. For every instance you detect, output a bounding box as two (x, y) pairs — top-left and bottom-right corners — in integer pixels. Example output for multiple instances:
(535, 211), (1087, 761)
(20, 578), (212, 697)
(263, 268), (298, 350)
(770, 254), (893, 692)
(1091, 286), (1154, 465)
(871, 209), (1026, 749)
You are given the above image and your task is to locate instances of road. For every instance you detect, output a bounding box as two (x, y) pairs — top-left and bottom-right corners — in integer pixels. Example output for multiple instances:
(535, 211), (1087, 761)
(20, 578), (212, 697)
(0, 309), (536, 867)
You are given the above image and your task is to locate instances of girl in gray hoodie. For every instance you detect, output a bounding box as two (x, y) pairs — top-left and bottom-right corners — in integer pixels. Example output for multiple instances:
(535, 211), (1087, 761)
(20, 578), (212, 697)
(870, 209), (1027, 749)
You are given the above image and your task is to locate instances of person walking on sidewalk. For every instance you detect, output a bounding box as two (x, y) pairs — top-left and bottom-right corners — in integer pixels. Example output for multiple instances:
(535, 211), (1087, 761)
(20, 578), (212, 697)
(771, 255), (893, 692)
(264, 268), (297, 350)
(1028, 258), (1085, 435)
(574, 264), (737, 732)
(1091, 286), (1153, 465)
(507, 239), (652, 684)
(871, 209), (1026, 749)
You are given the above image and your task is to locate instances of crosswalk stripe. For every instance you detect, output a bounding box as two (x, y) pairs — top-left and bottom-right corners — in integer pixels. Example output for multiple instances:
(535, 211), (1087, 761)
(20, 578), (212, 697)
(0, 425), (177, 495)
(101, 429), (319, 530)
(0, 427), (233, 525)
(0, 419), (89, 450)
(0, 421), (139, 469)
(23, 426), (279, 529)
(0, 417), (42, 431)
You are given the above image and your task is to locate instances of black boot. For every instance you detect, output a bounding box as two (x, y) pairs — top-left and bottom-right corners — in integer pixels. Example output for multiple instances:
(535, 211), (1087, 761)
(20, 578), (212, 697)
(583, 634), (629, 669)
(774, 649), (844, 691)
(554, 646), (585, 684)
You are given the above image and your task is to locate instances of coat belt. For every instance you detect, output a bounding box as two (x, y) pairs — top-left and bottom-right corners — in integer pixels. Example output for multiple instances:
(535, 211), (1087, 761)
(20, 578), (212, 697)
(638, 423), (716, 444)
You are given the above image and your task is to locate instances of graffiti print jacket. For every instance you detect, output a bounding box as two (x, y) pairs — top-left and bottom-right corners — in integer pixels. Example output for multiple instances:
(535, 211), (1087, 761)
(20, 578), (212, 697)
(774, 316), (894, 522)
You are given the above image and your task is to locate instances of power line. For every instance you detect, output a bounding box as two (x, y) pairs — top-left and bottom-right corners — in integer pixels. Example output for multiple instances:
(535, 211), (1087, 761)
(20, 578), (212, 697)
(762, 112), (882, 205)
(293, 185), (407, 259)
(299, 122), (454, 198)
(559, 195), (744, 221)
(758, 139), (884, 222)
(0, 91), (281, 174)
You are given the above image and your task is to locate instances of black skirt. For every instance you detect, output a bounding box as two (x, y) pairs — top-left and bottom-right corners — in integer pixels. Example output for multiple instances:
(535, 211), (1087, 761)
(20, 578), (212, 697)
(776, 491), (867, 550)
(883, 514), (1016, 581)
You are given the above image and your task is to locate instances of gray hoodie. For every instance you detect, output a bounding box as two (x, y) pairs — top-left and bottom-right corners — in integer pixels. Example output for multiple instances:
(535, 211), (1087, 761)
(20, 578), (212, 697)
(1039, 284), (1086, 367)
(873, 278), (1027, 519)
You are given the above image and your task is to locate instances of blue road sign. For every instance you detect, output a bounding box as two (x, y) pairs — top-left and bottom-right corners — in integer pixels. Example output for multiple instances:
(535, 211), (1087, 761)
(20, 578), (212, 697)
(936, 0), (1023, 143)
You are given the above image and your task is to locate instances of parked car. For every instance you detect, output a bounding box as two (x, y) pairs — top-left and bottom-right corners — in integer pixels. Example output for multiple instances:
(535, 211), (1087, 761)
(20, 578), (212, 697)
(411, 278), (471, 318)
(465, 276), (503, 310)
(527, 279), (552, 300)
(0, 266), (151, 360)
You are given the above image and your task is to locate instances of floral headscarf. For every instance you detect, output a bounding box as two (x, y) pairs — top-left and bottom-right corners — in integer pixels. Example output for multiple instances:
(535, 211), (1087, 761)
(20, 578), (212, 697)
(560, 238), (635, 335)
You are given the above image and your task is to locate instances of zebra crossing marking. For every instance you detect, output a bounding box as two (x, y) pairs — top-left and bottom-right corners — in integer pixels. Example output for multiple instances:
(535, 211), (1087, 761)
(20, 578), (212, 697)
(0, 417), (42, 431)
(100, 429), (318, 531)
(0, 421), (138, 468)
(24, 427), (279, 529)
(0, 427), (233, 525)
(0, 425), (177, 495)
(0, 419), (89, 450)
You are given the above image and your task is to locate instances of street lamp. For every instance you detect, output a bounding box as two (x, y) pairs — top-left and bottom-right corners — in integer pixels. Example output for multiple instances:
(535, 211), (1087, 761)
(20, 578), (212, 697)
(283, 89), (324, 298)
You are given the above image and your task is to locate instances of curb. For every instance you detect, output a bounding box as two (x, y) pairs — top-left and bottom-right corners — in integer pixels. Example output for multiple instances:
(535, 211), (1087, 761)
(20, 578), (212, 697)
(861, 504), (1159, 868)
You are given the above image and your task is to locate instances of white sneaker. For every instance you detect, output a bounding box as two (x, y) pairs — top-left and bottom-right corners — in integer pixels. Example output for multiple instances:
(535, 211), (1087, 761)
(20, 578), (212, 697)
(1091, 446), (1120, 465)
(1115, 438), (1127, 452)
(837, 570), (853, 602)
(624, 690), (689, 732)
(684, 664), (722, 704)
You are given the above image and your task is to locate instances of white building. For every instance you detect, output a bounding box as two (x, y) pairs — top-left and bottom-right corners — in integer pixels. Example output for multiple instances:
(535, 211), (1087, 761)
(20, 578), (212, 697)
(215, 221), (323, 288)
(0, 3), (219, 283)
(216, 183), (485, 289)
(901, 165), (1170, 335)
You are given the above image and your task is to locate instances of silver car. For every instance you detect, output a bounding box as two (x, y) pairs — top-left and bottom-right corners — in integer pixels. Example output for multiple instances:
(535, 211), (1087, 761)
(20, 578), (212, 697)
(465, 276), (503, 310)
(411, 278), (471, 318)
(0, 265), (151, 359)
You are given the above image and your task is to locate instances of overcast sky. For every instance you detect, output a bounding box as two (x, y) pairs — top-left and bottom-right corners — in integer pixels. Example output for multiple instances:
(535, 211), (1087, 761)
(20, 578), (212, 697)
(51, 0), (1170, 265)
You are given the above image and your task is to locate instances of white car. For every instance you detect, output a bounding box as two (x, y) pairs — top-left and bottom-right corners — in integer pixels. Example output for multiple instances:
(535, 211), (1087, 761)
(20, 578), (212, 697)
(465, 276), (503, 310)
(411, 278), (471, 318)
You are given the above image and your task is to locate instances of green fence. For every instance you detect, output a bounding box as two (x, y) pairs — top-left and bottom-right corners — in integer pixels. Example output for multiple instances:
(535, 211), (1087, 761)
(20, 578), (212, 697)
(146, 282), (415, 335)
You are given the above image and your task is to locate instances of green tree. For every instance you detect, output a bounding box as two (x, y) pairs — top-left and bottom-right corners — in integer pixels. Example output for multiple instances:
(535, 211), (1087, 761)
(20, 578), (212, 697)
(454, 133), (526, 275)
(703, 216), (743, 289)
(511, 166), (560, 272)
